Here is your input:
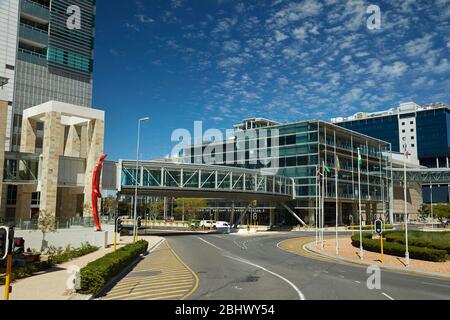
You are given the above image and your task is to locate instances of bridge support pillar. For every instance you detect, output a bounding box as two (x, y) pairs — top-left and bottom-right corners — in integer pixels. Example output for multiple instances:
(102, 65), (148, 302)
(269, 208), (275, 227)
(230, 201), (235, 225)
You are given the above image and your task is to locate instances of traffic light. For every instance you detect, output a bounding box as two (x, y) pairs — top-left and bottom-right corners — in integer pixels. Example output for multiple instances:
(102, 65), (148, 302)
(137, 217), (142, 229)
(375, 219), (383, 235)
(0, 226), (9, 260)
(13, 238), (25, 255)
(115, 217), (123, 233)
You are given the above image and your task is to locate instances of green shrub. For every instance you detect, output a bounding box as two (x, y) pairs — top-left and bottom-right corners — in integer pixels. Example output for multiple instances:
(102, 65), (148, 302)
(50, 243), (98, 265)
(0, 261), (52, 285)
(351, 234), (447, 262)
(78, 240), (149, 295)
(385, 231), (450, 255)
(347, 225), (394, 231)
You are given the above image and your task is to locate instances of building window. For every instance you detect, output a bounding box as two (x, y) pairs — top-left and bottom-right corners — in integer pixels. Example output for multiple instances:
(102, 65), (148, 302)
(402, 122), (405, 126)
(402, 130), (406, 133)
(6, 185), (17, 206)
(411, 144), (415, 148)
(411, 129), (414, 132)
(410, 121), (414, 125)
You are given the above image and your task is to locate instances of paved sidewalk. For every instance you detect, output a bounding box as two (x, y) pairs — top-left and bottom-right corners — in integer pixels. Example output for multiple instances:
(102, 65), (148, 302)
(0, 236), (161, 300)
(305, 236), (450, 278)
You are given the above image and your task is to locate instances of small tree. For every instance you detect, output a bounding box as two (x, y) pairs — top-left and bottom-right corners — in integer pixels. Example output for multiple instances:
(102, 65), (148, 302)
(148, 200), (164, 220)
(102, 196), (116, 216)
(433, 204), (450, 227)
(418, 203), (431, 222)
(38, 210), (56, 252)
(174, 198), (207, 221)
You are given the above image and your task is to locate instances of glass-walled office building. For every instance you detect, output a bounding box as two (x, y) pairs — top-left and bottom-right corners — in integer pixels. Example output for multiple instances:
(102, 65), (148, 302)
(334, 102), (450, 203)
(179, 119), (393, 225)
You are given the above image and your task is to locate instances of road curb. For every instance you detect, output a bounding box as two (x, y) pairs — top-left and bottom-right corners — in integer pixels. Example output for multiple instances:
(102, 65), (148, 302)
(84, 237), (166, 300)
(303, 241), (450, 280)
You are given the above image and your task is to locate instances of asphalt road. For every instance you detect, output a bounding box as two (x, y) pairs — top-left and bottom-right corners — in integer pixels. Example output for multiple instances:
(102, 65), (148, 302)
(166, 232), (450, 300)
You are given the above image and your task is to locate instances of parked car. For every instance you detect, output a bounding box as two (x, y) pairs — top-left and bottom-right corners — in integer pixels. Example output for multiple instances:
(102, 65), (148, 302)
(214, 221), (231, 234)
(200, 220), (215, 229)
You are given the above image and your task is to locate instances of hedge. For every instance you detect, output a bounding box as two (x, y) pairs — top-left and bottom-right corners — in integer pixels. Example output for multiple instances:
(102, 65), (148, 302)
(0, 243), (99, 285)
(385, 231), (450, 255)
(351, 234), (447, 262)
(78, 240), (149, 295)
(347, 225), (394, 231)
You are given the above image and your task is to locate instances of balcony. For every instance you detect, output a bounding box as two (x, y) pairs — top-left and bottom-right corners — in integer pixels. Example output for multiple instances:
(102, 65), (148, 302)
(20, 0), (49, 24)
(19, 23), (48, 48)
(17, 48), (47, 66)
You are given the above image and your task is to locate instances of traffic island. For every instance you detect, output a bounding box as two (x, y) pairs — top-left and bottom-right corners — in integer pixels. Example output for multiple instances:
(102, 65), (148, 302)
(304, 236), (450, 279)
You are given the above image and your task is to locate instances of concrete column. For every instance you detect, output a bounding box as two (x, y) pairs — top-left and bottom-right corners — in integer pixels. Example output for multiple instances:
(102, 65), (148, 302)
(0, 99), (8, 217)
(83, 119), (105, 215)
(39, 112), (64, 216)
(230, 201), (235, 225)
(338, 202), (343, 225)
(20, 117), (37, 154)
(15, 185), (33, 220)
(64, 125), (81, 158)
(80, 125), (88, 159)
(269, 208), (275, 227)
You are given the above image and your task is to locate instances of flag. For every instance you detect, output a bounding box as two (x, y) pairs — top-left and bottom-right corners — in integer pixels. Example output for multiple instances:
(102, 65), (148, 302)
(323, 165), (331, 174)
(335, 155), (341, 173)
(357, 148), (363, 168)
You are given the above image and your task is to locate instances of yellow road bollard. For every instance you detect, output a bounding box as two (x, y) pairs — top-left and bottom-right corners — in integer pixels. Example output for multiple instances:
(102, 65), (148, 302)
(4, 254), (12, 300)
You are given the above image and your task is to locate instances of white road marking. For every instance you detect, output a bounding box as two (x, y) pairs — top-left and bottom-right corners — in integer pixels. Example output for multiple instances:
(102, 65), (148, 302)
(421, 282), (450, 289)
(196, 236), (306, 300)
(223, 254), (306, 301)
(382, 292), (395, 300)
(196, 237), (224, 251)
(354, 281), (361, 284)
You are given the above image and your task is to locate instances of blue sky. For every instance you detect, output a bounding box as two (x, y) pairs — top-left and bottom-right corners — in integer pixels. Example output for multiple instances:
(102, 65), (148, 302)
(93, 0), (450, 161)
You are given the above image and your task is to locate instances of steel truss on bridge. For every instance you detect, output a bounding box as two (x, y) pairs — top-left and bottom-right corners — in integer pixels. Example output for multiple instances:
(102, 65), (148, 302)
(118, 160), (295, 201)
(391, 168), (450, 184)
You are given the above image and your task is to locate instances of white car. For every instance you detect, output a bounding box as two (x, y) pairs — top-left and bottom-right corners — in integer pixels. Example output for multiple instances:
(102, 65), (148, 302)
(214, 221), (231, 234)
(200, 220), (215, 229)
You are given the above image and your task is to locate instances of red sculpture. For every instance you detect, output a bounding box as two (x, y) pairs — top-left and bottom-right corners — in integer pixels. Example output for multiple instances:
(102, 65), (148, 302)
(92, 154), (108, 232)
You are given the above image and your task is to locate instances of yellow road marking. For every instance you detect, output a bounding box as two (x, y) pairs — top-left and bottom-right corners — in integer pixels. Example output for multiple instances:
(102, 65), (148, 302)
(105, 281), (194, 297)
(100, 240), (199, 300)
(104, 284), (195, 300)
(112, 274), (195, 288)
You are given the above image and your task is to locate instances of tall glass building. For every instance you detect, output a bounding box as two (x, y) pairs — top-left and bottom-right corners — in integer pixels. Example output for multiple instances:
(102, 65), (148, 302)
(0, 0), (96, 153)
(334, 102), (450, 203)
(180, 119), (392, 225)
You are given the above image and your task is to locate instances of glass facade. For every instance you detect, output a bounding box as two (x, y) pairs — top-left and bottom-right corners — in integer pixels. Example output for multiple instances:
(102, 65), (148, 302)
(337, 107), (450, 203)
(179, 120), (392, 222)
(11, 0), (95, 151)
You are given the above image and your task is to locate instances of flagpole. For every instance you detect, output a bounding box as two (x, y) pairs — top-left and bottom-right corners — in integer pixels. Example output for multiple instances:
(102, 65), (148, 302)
(321, 161), (325, 249)
(358, 148), (364, 260)
(315, 165), (319, 244)
(335, 159), (339, 255)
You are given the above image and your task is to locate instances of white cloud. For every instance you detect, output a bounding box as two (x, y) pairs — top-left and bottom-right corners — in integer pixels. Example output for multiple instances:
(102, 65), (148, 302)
(218, 57), (244, 69)
(223, 40), (241, 53)
(293, 27), (307, 40)
(135, 14), (154, 23)
(405, 35), (434, 57)
(382, 61), (409, 77)
(274, 30), (289, 42)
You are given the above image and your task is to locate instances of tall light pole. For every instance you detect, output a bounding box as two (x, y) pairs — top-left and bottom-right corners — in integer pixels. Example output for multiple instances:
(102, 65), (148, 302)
(133, 117), (150, 242)
(403, 146), (411, 266)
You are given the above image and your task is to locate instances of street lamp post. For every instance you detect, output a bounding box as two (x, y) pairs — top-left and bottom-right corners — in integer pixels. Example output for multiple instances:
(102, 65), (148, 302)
(133, 117), (150, 242)
(403, 146), (411, 266)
